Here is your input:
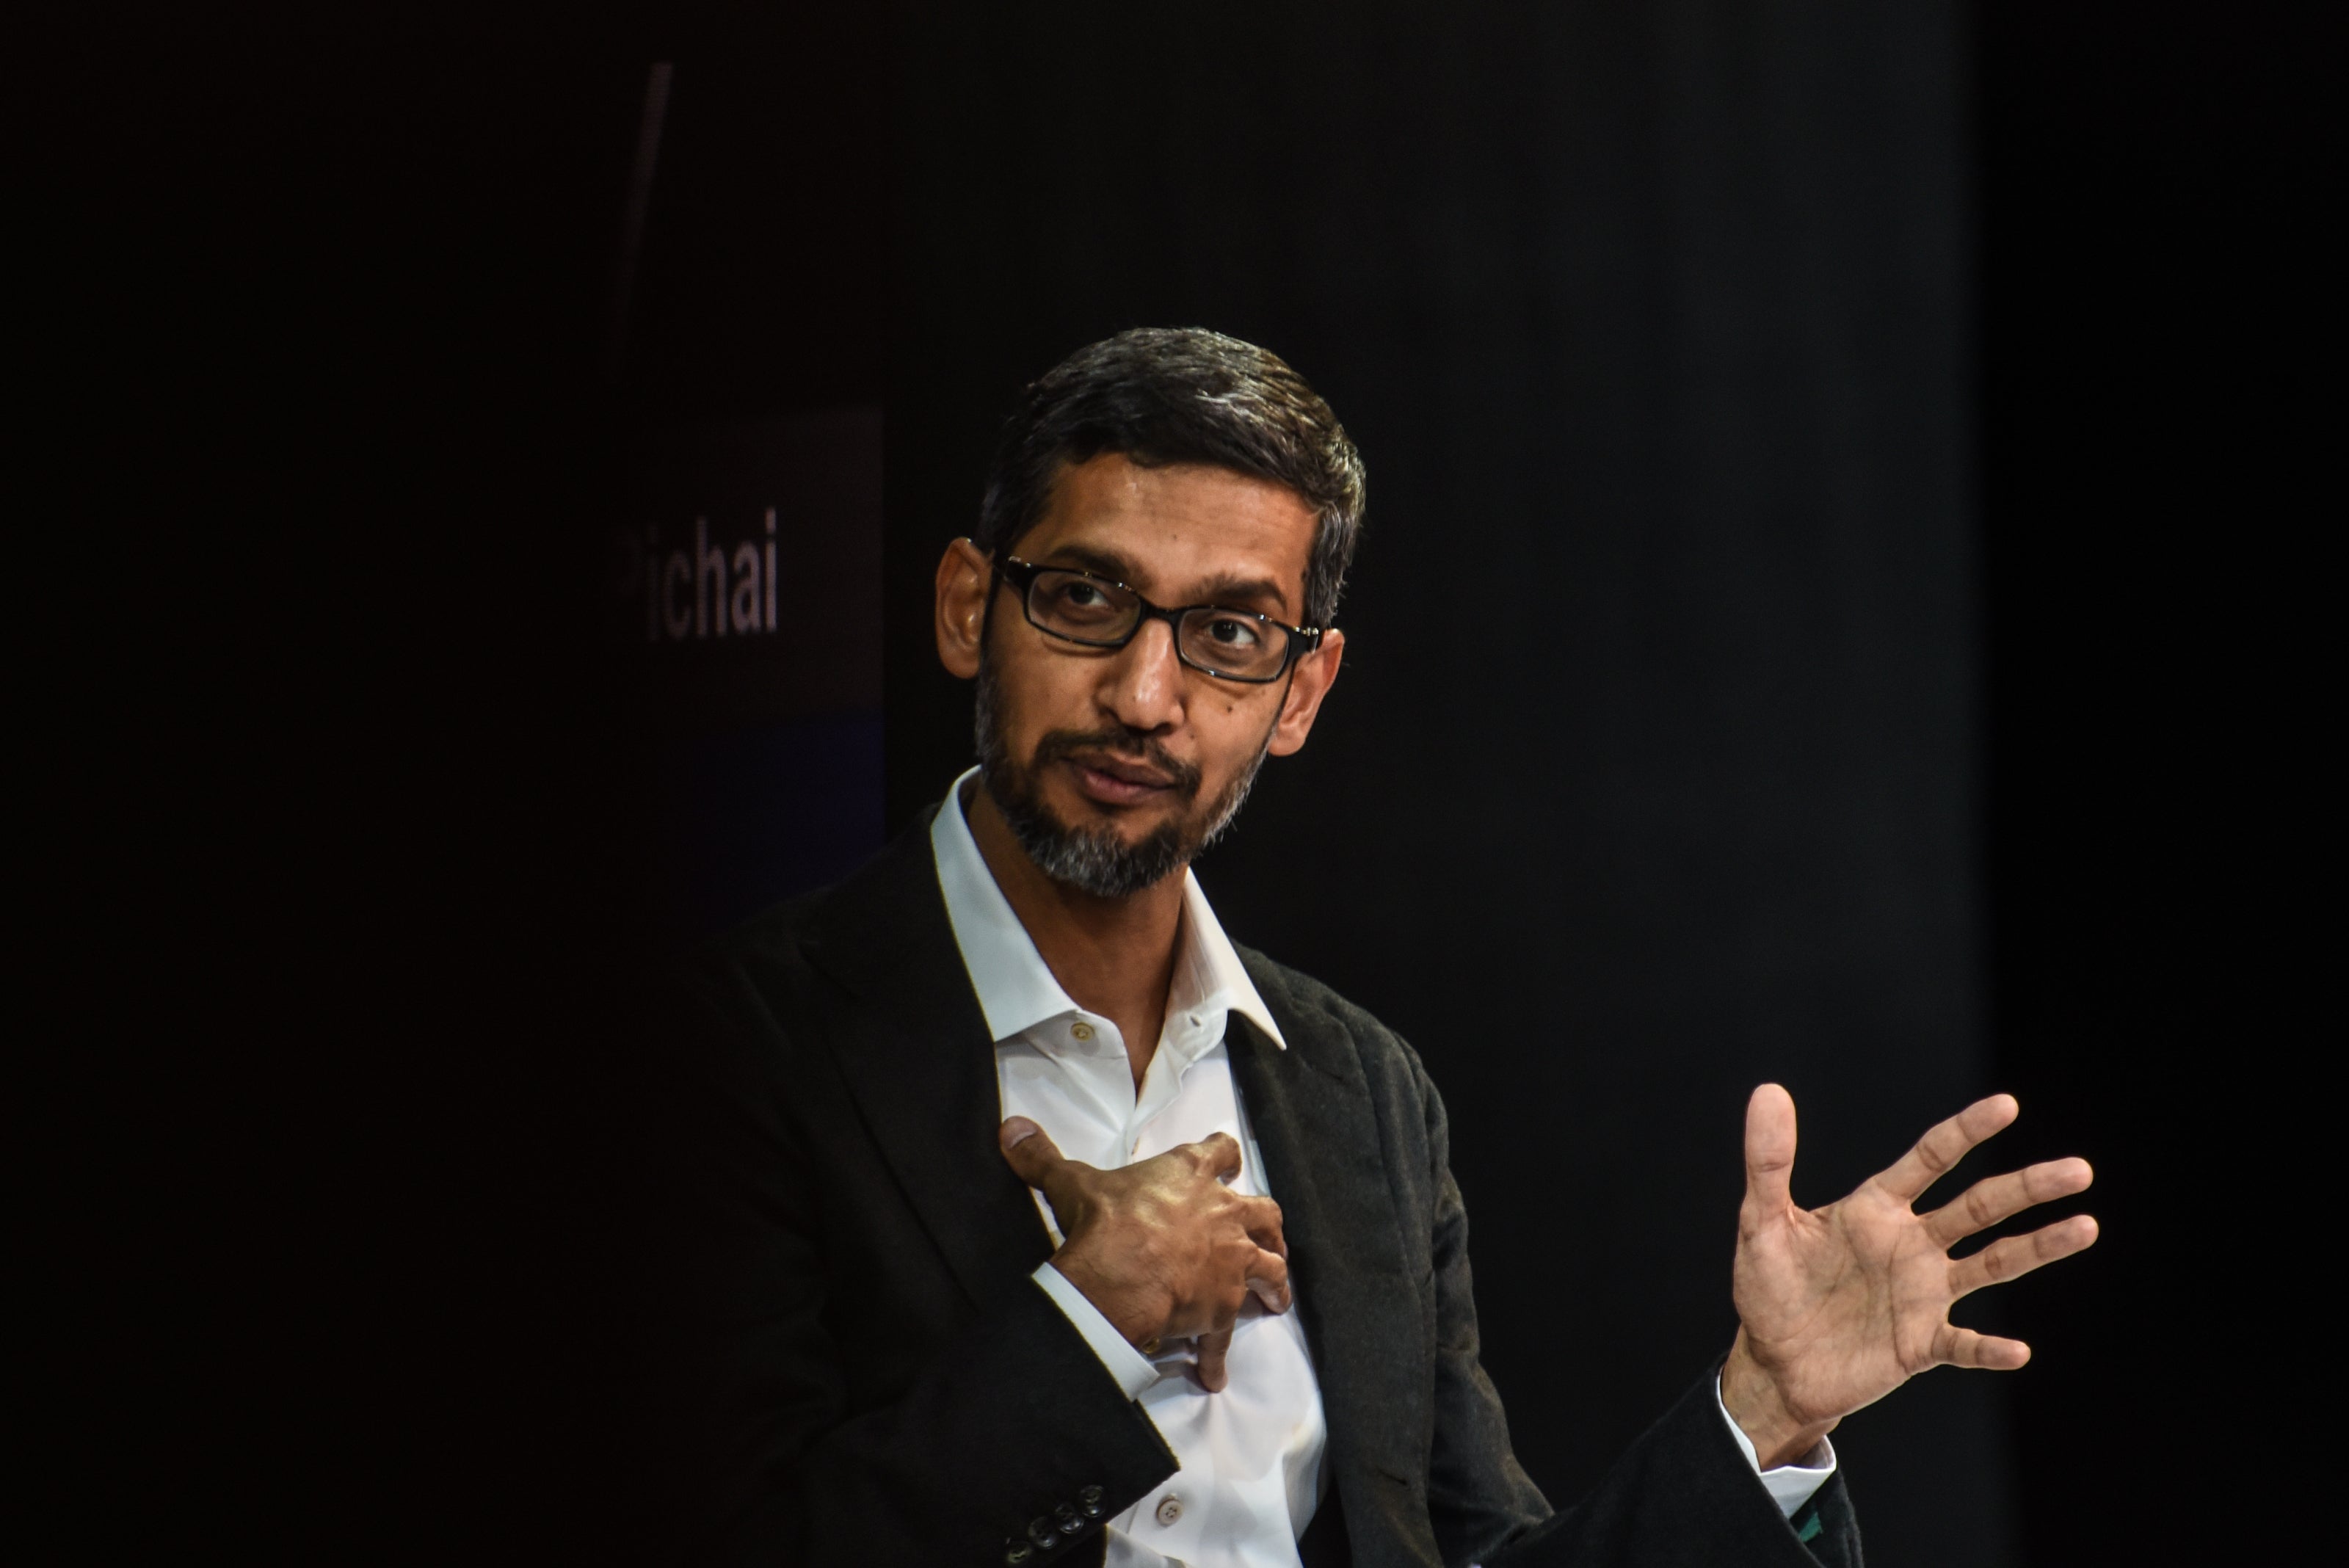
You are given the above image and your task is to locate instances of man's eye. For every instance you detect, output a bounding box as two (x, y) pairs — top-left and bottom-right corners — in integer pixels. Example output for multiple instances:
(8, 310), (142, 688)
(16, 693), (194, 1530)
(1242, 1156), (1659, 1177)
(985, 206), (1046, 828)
(1060, 583), (1105, 607)
(1205, 617), (1259, 647)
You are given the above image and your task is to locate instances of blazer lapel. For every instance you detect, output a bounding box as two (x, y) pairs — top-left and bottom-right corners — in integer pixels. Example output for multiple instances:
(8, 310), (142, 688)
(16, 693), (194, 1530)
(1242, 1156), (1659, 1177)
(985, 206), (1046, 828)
(1227, 998), (1431, 1500)
(801, 812), (1056, 1310)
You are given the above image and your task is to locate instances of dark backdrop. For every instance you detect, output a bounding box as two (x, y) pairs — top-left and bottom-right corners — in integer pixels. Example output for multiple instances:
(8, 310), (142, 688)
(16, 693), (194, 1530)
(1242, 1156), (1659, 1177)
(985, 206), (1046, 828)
(1972, 4), (2331, 1561)
(885, 4), (2007, 1565)
(28, 2), (2328, 1563)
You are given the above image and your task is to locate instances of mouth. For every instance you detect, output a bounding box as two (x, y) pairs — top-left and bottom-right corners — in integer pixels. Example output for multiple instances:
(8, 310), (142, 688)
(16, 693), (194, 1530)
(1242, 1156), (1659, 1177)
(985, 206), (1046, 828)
(1065, 752), (1180, 808)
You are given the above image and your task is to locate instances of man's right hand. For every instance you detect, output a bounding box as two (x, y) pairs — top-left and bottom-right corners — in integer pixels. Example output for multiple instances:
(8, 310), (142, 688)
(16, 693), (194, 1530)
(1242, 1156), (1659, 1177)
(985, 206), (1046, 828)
(1000, 1117), (1292, 1392)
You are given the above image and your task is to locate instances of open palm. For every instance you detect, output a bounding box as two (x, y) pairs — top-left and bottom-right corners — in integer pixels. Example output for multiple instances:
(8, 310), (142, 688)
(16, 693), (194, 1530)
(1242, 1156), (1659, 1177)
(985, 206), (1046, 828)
(1722, 1085), (2097, 1463)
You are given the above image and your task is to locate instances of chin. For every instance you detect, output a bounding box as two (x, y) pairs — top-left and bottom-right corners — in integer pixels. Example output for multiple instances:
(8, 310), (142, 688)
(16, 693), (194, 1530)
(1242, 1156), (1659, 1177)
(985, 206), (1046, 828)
(1057, 794), (1163, 837)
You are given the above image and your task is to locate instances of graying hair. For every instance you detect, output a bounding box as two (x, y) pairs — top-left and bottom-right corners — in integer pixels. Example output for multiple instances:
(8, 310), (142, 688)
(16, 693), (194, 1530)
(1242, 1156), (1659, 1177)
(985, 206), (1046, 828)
(975, 327), (1366, 629)
(973, 658), (1273, 897)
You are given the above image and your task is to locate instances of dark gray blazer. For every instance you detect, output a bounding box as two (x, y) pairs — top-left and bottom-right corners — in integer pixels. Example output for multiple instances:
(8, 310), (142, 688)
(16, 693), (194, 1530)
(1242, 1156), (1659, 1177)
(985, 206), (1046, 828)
(622, 811), (1859, 1567)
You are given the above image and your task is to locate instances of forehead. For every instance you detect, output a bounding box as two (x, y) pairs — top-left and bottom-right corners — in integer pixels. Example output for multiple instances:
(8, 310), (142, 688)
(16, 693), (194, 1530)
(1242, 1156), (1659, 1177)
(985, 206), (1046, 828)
(1018, 453), (1316, 613)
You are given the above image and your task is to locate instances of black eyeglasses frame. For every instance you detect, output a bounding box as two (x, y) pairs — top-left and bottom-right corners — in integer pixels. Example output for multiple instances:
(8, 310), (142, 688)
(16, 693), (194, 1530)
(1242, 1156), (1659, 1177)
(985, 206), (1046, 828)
(990, 555), (1324, 685)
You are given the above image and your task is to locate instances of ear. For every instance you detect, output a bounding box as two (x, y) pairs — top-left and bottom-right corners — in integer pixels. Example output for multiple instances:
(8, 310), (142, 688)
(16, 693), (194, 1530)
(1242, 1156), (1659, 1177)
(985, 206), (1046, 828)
(1267, 628), (1346, 757)
(934, 537), (993, 680)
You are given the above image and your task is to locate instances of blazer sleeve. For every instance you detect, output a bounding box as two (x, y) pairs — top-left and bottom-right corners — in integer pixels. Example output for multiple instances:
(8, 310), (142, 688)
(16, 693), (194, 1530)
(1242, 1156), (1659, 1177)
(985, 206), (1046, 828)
(614, 966), (1177, 1568)
(1408, 1054), (1860, 1568)
(1480, 1365), (1860, 1568)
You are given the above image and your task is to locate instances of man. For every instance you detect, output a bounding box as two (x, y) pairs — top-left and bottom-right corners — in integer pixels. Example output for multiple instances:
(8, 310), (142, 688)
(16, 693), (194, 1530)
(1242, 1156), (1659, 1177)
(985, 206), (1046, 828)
(632, 328), (2096, 1567)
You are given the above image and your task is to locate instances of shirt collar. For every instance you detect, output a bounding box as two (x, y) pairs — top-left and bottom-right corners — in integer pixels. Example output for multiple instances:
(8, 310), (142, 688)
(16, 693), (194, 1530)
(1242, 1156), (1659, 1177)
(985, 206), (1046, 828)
(929, 766), (1287, 1052)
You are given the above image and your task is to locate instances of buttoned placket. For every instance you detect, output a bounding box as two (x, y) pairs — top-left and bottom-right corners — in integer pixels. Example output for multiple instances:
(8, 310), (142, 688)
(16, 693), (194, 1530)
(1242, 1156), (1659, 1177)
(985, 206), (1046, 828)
(933, 769), (1326, 1567)
(1014, 1000), (1241, 1234)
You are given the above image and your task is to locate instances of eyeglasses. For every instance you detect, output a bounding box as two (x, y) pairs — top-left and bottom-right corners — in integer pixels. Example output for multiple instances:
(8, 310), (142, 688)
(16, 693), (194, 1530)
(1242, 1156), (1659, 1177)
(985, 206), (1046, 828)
(992, 556), (1324, 684)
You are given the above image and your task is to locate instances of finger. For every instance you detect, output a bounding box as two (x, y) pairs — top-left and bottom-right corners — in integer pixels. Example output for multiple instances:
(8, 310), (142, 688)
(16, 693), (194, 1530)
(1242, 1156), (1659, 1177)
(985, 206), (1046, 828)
(1931, 1323), (2032, 1371)
(1195, 1329), (1232, 1393)
(1948, 1213), (2100, 1300)
(1245, 1247), (1292, 1313)
(998, 1115), (1062, 1175)
(1743, 1084), (1798, 1214)
(1873, 1094), (2020, 1203)
(998, 1117), (1090, 1221)
(1183, 1131), (1244, 1181)
(1237, 1194), (1288, 1259)
(1923, 1158), (2095, 1248)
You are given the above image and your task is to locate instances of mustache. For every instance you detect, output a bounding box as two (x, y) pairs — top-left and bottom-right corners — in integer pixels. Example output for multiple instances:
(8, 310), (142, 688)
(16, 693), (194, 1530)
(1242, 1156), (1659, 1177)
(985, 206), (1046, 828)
(1031, 726), (1203, 802)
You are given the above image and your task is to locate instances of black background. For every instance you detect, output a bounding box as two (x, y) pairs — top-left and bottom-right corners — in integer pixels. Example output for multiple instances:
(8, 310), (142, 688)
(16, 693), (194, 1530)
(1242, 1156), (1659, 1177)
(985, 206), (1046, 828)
(887, 3), (2005, 1562)
(26, 2), (2331, 1561)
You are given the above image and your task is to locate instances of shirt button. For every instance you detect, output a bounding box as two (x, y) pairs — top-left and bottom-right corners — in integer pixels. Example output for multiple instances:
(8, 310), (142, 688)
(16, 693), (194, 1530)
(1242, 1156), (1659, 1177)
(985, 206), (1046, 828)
(1070, 1022), (1094, 1042)
(1154, 1495), (1183, 1527)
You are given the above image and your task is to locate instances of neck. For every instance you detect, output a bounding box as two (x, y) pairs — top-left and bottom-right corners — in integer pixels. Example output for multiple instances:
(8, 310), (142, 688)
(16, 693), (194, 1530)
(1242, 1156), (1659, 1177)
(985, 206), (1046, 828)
(966, 784), (1184, 1090)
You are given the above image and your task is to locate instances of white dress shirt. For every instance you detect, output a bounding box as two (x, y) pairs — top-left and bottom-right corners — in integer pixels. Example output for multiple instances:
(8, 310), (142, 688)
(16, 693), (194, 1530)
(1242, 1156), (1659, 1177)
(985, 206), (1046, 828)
(927, 769), (1831, 1565)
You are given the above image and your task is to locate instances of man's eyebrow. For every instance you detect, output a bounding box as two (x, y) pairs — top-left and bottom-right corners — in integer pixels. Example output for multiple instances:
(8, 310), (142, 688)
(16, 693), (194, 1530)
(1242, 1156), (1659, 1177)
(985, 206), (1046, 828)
(1186, 573), (1293, 618)
(1038, 543), (1144, 583)
(1033, 546), (1297, 619)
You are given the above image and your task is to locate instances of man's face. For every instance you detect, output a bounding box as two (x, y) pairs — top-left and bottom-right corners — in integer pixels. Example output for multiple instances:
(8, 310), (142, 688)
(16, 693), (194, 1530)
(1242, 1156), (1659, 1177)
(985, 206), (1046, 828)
(934, 451), (1346, 896)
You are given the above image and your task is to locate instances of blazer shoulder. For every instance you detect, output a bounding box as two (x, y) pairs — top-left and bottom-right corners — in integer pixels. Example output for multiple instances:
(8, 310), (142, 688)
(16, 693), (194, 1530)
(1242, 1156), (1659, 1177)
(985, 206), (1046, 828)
(680, 802), (950, 998)
(691, 882), (831, 981)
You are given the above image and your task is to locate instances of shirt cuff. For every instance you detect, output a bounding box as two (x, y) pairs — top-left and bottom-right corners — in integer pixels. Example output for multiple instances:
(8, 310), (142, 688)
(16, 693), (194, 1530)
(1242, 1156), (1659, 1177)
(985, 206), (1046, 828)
(1714, 1373), (1837, 1518)
(1033, 1262), (1158, 1398)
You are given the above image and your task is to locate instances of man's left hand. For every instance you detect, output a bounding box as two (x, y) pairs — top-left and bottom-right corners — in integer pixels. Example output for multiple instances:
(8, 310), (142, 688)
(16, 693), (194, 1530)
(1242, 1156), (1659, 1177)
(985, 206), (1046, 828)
(1720, 1084), (2098, 1468)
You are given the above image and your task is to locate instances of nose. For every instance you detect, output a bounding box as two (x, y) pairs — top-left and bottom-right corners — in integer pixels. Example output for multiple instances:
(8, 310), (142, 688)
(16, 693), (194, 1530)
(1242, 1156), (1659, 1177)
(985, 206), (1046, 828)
(1099, 616), (1186, 734)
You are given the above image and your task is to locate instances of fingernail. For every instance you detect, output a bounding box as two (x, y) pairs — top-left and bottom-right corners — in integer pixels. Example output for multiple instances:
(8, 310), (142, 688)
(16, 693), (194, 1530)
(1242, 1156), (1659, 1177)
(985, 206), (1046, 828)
(1002, 1117), (1039, 1147)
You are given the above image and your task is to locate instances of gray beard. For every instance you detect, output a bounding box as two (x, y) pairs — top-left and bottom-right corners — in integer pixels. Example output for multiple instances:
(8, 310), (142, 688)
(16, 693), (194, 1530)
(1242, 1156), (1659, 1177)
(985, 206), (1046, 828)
(972, 658), (1271, 899)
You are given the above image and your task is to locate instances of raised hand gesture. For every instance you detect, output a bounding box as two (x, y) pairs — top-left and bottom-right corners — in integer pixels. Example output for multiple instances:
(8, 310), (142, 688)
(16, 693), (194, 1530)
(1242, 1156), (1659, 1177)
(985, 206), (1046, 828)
(1719, 1084), (2098, 1467)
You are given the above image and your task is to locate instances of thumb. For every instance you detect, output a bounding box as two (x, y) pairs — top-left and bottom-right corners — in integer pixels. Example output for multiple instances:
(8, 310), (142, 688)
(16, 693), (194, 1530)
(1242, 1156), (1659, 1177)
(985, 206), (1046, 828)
(1000, 1117), (1087, 1229)
(1743, 1083), (1798, 1214)
(999, 1116), (1066, 1184)
(1194, 1329), (1233, 1393)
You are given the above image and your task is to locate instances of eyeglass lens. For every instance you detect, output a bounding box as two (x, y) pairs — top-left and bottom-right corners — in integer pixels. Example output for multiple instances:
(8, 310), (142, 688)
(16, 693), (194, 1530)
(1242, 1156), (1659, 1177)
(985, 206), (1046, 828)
(1025, 569), (1290, 680)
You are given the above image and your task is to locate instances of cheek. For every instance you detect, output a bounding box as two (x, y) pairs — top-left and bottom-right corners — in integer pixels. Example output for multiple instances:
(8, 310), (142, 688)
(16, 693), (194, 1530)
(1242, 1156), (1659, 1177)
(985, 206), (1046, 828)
(1195, 695), (1276, 768)
(995, 644), (1097, 733)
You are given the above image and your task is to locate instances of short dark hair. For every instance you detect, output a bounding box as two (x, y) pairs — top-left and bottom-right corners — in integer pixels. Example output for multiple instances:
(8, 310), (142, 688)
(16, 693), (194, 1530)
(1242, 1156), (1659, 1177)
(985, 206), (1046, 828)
(976, 327), (1366, 629)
